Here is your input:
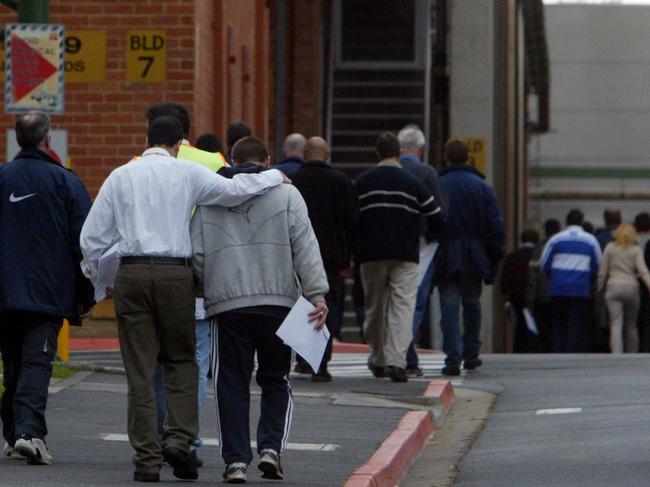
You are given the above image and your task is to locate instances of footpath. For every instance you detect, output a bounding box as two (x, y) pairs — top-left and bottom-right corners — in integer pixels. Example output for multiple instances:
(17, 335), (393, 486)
(0, 327), (469, 487)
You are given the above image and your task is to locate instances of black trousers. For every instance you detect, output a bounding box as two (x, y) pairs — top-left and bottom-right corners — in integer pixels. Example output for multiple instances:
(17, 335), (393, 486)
(297, 271), (345, 372)
(0, 312), (61, 444)
(212, 310), (292, 464)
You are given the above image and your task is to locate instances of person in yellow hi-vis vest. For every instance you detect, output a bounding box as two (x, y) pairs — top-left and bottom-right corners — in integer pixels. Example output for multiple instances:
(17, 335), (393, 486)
(144, 103), (226, 470)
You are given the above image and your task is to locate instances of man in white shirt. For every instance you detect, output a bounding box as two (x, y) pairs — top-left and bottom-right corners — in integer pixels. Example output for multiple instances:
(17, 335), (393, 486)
(80, 116), (287, 483)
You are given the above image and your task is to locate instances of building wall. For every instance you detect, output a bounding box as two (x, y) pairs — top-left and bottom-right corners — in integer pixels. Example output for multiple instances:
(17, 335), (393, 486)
(530, 5), (650, 225)
(0, 0), (271, 196)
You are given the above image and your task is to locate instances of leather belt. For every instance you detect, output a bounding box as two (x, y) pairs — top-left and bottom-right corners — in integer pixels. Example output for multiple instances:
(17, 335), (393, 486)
(120, 256), (190, 267)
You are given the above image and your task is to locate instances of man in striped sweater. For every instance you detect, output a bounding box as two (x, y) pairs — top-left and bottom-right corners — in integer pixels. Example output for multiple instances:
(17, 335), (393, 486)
(354, 132), (445, 382)
(540, 209), (602, 352)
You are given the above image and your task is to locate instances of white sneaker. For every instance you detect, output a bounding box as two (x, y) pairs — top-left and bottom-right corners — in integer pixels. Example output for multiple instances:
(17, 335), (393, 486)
(14, 437), (52, 465)
(223, 462), (247, 483)
(3, 442), (24, 459)
(258, 448), (283, 480)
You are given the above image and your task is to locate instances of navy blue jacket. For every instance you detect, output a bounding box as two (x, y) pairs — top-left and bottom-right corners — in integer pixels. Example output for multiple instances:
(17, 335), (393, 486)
(273, 156), (304, 176)
(0, 148), (94, 322)
(434, 164), (505, 284)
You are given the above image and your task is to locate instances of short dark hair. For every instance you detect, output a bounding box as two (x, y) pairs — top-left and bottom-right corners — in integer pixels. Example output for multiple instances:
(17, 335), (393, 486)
(635, 212), (650, 233)
(566, 209), (584, 227)
(544, 218), (561, 238)
(231, 136), (269, 165)
(520, 228), (540, 245)
(15, 111), (50, 149)
(375, 132), (400, 160)
(195, 133), (224, 153)
(445, 138), (469, 164)
(582, 221), (595, 235)
(147, 116), (183, 147)
(146, 102), (190, 138)
(604, 208), (622, 227)
(227, 122), (252, 148)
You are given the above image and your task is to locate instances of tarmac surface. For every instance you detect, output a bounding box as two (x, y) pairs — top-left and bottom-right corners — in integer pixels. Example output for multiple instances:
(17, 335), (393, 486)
(1, 351), (447, 487)
(404, 354), (650, 487)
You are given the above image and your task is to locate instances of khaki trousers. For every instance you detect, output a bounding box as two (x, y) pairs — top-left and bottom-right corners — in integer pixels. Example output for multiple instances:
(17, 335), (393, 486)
(361, 260), (418, 369)
(113, 263), (198, 473)
(606, 281), (641, 353)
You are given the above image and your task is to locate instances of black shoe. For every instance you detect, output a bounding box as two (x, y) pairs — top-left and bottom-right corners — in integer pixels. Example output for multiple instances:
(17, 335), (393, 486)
(190, 449), (204, 468)
(293, 361), (312, 374)
(367, 359), (386, 378)
(133, 471), (160, 482)
(405, 365), (424, 377)
(463, 357), (482, 370)
(311, 368), (332, 382)
(388, 366), (408, 382)
(441, 365), (461, 376)
(162, 447), (198, 480)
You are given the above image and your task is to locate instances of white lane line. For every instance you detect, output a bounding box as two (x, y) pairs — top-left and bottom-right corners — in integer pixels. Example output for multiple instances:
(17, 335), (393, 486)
(535, 408), (582, 415)
(101, 434), (339, 451)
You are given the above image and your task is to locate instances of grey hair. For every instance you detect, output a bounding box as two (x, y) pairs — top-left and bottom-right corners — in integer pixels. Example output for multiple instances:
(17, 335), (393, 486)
(15, 111), (51, 149)
(398, 124), (425, 150)
(283, 133), (307, 152)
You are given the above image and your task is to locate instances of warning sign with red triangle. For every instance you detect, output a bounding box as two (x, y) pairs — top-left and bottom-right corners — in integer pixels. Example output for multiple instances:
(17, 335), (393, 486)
(4, 24), (64, 114)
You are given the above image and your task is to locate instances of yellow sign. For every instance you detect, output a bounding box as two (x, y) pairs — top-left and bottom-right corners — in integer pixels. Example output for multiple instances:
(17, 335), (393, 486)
(126, 30), (166, 83)
(65, 30), (106, 83)
(466, 137), (486, 175)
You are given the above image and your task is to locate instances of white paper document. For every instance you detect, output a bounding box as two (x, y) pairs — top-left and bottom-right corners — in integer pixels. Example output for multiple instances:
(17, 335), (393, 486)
(276, 296), (330, 373)
(523, 308), (539, 336)
(418, 241), (438, 286)
(94, 244), (120, 303)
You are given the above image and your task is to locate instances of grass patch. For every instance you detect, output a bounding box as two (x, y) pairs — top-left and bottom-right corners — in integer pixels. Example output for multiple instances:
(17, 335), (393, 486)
(0, 361), (74, 395)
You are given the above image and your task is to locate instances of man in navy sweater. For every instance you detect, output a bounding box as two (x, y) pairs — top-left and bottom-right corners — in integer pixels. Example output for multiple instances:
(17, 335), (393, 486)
(355, 133), (445, 382)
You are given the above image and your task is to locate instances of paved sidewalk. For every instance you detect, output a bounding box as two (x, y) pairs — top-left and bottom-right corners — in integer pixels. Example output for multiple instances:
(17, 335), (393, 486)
(2, 353), (448, 486)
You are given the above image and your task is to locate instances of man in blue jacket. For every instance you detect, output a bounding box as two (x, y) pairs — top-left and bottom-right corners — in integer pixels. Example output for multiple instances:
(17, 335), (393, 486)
(0, 111), (94, 464)
(435, 139), (505, 376)
(540, 209), (602, 352)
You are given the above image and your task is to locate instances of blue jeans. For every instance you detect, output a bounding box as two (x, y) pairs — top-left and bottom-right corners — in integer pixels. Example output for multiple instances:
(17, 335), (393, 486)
(154, 319), (211, 447)
(0, 313), (62, 443)
(439, 277), (483, 367)
(406, 256), (435, 368)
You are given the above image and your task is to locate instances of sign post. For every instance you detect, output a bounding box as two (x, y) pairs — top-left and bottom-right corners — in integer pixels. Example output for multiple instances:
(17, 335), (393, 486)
(4, 23), (64, 114)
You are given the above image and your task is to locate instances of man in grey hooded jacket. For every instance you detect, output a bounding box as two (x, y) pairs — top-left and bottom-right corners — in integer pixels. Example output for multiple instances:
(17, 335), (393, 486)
(190, 136), (329, 484)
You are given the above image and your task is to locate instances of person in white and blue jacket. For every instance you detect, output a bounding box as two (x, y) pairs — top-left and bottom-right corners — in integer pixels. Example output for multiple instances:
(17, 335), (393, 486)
(540, 209), (602, 352)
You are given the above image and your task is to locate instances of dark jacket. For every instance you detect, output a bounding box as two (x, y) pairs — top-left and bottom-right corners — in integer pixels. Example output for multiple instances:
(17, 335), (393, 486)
(291, 160), (356, 273)
(434, 164), (505, 284)
(0, 148), (94, 322)
(273, 156), (304, 176)
(354, 160), (445, 265)
(400, 154), (447, 211)
(500, 245), (537, 309)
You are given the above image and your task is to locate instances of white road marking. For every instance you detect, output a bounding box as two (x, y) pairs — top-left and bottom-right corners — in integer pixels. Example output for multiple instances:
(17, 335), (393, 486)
(535, 408), (582, 415)
(101, 434), (339, 451)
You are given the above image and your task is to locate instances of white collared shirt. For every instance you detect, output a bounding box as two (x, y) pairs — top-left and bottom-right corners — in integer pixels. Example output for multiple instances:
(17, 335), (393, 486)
(80, 147), (283, 284)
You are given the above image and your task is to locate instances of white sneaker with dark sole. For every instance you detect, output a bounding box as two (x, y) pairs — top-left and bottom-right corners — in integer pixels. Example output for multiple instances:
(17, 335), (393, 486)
(14, 438), (52, 465)
(223, 462), (247, 483)
(258, 449), (283, 480)
(3, 442), (24, 460)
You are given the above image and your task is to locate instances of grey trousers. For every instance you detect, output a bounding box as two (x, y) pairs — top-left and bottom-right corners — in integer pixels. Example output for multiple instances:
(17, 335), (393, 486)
(361, 260), (418, 369)
(606, 281), (640, 353)
(114, 263), (198, 473)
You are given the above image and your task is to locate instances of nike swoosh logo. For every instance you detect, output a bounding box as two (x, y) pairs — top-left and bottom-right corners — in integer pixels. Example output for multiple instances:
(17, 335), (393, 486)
(9, 192), (36, 203)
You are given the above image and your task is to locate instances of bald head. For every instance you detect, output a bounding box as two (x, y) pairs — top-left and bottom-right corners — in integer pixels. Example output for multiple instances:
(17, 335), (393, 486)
(304, 137), (330, 162)
(282, 133), (306, 159)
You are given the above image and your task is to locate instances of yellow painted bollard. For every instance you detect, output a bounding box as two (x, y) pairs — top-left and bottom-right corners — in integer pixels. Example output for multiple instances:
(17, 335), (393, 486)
(57, 320), (70, 363)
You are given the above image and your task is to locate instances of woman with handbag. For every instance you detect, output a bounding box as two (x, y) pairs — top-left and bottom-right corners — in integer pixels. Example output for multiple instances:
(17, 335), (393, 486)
(597, 223), (650, 353)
